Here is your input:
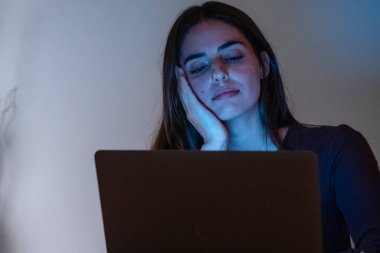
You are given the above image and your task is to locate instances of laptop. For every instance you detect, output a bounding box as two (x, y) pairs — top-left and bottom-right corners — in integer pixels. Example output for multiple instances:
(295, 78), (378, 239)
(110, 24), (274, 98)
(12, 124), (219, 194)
(95, 150), (322, 253)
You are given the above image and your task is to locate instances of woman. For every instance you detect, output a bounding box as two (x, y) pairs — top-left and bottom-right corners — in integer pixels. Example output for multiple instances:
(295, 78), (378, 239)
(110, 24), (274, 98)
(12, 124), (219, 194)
(152, 1), (380, 252)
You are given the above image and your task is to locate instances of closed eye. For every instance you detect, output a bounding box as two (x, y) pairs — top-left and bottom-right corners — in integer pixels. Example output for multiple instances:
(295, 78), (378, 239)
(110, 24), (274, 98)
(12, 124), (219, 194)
(225, 55), (243, 63)
(190, 64), (209, 75)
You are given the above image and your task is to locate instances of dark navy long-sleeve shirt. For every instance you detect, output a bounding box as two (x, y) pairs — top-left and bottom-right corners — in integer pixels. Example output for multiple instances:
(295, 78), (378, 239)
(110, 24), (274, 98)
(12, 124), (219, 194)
(283, 123), (380, 253)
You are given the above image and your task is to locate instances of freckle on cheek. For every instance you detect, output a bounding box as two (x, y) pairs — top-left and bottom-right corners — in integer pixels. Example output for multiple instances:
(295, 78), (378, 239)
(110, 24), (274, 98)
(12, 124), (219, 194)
(201, 90), (204, 94)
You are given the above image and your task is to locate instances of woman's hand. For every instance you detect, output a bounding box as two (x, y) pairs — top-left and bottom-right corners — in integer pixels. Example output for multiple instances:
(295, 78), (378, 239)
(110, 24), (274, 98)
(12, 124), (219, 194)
(176, 67), (228, 150)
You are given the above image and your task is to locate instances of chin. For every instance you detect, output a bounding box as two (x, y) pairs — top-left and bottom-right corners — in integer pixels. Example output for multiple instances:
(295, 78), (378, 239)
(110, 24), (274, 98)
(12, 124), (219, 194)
(215, 108), (243, 122)
(214, 103), (259, 122)
(219, 113), (242, 122)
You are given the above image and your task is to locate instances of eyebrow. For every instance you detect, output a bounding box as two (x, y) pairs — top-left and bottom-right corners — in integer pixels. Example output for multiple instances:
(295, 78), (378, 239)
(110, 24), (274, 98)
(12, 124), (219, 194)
(183, 40), (245, 65)
(218, 40), (245, 51)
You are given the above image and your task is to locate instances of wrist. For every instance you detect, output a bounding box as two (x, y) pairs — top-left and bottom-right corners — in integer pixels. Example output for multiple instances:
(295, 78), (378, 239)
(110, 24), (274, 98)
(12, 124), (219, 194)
(201, 135), (228, 151)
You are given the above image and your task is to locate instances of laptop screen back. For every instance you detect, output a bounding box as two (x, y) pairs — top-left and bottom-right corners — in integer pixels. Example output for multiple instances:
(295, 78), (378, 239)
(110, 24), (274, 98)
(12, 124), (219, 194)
(95, 150), (322, 253)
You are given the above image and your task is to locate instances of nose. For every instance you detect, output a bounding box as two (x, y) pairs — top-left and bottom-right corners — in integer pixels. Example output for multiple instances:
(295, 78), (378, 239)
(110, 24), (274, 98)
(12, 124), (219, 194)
(212, 60), (229, 83)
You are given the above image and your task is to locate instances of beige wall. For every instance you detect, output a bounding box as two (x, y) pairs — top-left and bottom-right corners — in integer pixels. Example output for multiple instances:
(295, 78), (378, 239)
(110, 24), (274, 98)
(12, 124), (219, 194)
(0, 0), (379, 252)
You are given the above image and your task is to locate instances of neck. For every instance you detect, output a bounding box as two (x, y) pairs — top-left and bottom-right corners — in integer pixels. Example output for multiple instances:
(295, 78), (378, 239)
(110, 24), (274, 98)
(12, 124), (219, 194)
(224, 108), (277, 151)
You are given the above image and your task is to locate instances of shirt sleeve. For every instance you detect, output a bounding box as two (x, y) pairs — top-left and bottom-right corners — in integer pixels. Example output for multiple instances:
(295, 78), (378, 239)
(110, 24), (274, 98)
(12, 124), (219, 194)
(332, 125), (380, 253)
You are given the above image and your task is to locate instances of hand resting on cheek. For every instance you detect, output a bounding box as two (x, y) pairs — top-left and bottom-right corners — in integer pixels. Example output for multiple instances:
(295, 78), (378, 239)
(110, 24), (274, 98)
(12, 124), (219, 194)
(176, 66), (228, 150)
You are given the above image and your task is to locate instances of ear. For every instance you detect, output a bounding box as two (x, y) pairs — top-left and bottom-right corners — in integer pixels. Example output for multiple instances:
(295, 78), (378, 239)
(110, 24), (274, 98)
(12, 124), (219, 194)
(260, 51), (270, 79)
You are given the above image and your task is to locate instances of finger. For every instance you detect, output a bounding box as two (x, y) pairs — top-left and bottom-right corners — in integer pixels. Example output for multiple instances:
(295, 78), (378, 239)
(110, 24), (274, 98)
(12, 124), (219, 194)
(176, 67), (196, 112)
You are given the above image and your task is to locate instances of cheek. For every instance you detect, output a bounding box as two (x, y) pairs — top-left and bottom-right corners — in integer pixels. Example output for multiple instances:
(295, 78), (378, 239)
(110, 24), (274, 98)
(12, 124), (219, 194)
(188, 78), (209, 100)
(246, 74), (261, 95)
(239, 66), (261, 89)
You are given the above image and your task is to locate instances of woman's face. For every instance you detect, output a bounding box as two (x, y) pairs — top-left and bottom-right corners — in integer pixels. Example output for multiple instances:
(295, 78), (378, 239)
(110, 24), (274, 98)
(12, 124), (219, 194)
(179, 19), (267, 122)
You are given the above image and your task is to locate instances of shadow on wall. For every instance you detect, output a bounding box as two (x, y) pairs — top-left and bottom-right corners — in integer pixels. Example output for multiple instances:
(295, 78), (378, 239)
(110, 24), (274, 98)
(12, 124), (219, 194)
(0, 87), (17, 253)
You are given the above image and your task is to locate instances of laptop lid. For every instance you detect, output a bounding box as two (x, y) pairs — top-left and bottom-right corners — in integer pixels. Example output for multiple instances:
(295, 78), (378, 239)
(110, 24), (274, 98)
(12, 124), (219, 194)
(95, 150), (322, 253)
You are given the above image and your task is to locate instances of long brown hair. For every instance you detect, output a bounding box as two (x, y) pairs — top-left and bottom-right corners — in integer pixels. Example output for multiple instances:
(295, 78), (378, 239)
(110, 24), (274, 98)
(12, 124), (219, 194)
(152, 1), (296, 150)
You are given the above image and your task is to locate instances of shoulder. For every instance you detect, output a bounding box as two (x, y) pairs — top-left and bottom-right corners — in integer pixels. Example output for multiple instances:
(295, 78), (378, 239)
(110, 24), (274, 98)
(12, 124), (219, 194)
(286, 122), (359, 138)
(283, 123), (376, 165)
(284, 123), (365, 150)
(284, 122), (378, 171)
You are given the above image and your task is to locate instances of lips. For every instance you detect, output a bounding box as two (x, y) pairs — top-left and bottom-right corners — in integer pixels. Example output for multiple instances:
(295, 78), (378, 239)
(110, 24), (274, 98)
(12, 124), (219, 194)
(212, 89), (240, 100)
